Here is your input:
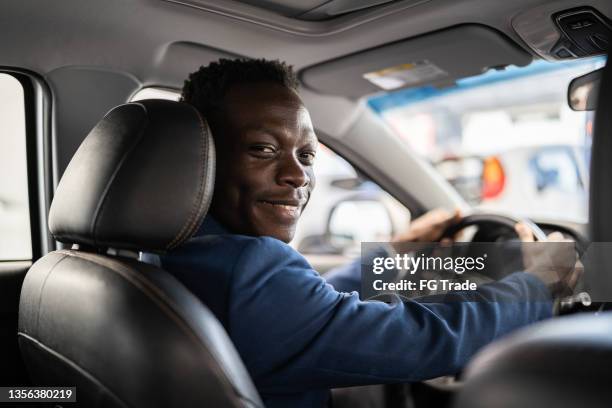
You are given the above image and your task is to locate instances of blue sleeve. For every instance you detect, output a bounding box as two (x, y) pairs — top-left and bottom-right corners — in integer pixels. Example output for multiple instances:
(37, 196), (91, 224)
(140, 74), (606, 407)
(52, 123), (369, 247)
(227, 237), (552, 394)
(324, 245), (392, 293)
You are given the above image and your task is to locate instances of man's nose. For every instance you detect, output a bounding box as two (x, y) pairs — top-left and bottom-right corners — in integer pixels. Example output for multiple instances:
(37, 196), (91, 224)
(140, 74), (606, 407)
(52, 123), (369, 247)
(277, 153), (309, 188)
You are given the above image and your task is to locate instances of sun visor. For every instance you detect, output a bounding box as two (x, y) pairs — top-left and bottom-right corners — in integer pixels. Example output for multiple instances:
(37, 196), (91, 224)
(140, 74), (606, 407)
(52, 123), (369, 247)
(300, 25), (533, 99)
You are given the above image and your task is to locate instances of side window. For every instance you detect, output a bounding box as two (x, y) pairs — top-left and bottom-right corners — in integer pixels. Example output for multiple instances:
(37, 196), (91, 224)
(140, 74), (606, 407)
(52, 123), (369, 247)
(0, 74), (31, 260)
(292, 144), (411, 260)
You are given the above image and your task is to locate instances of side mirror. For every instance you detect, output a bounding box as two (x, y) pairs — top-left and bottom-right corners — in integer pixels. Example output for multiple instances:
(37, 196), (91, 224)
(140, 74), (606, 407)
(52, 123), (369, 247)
(568, 68), (603, 111)
(327, 199), (393, 254)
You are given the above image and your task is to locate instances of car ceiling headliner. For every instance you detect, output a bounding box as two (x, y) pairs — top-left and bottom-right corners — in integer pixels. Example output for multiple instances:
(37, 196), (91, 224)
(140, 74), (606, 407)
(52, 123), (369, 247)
(1, 0), (607, 92)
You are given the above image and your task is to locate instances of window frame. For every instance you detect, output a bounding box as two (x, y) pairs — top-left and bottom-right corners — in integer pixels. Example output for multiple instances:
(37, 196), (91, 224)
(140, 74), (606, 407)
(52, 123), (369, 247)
(316, 130), (426, 218)
(0, 68), (54, 262)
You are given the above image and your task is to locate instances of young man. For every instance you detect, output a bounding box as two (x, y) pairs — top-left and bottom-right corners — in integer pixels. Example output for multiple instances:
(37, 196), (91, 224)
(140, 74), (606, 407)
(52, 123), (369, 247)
(152, 58), (575, 407)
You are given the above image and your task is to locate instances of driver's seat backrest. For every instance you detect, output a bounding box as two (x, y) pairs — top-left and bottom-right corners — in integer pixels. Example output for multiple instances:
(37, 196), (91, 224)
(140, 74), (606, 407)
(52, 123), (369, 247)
(18, 99), (263, 407)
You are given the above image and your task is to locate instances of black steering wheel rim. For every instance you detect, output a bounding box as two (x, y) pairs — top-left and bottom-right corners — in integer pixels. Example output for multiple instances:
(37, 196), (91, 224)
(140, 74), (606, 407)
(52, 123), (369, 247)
(441, 213), (548, 242)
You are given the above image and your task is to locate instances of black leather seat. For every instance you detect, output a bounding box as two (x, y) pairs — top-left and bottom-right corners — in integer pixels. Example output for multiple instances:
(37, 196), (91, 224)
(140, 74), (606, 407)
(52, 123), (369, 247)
(18, 99), (264, 408)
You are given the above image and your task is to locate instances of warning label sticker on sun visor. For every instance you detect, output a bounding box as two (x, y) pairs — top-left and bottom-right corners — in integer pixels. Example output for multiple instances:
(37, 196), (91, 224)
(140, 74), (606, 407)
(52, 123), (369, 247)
(363, 61), (448, 90)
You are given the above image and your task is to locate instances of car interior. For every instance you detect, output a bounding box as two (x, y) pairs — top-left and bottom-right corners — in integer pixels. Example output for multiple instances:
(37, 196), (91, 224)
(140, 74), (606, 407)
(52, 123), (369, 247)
(1, 0), (611, 407)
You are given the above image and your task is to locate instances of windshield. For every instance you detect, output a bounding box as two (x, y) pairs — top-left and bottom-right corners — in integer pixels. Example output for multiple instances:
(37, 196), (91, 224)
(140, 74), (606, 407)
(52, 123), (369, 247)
(368, 57), (606, 223)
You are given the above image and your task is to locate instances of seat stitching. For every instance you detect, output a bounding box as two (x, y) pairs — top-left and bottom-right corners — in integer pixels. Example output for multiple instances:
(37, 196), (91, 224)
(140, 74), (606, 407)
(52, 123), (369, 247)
(166, 105), (211, 250)
(34, 253), (70, 334)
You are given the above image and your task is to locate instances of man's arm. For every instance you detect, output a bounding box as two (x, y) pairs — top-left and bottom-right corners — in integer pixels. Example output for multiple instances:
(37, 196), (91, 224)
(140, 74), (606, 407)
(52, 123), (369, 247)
(325, 208), (462, 293)
(324, 245), (392, 294)
(227, 237), (552, 394)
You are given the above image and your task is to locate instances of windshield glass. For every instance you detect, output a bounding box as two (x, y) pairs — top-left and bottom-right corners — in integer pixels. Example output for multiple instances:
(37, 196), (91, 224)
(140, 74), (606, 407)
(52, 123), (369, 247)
(368, 57), (606, 223)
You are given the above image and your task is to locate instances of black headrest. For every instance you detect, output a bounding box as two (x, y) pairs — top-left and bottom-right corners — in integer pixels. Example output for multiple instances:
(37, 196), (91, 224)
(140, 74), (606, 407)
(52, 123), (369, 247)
(49, 99), (215, 253)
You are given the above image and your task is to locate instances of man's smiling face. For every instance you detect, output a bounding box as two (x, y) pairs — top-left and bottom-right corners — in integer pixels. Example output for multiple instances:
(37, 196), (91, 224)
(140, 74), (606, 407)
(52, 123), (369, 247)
(208, 81), (317, 243)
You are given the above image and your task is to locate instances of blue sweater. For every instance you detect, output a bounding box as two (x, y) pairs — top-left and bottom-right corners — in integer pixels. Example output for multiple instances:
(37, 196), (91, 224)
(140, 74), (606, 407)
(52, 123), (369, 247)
(150, 217), (552, 407)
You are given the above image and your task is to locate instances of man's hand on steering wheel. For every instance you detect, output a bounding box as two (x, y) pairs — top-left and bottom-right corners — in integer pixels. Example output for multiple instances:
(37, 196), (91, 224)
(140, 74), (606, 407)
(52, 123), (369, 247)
(391, 208), (462, 243)
(515, 222), (584, 298)
(391, 208), (583, 299)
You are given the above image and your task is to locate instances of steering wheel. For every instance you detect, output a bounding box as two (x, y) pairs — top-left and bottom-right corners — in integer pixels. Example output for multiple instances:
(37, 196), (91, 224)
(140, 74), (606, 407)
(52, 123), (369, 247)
(441, 213), (548, 242)
(440, 212), (589, 299)
(390, 212), (554, 300)
(441, 212), (589, 258)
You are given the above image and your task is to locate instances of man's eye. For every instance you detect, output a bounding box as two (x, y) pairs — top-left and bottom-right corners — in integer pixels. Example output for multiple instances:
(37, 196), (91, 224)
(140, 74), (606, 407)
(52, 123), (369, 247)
(250, 145), (276, 156)
(299, 151), (316, 165)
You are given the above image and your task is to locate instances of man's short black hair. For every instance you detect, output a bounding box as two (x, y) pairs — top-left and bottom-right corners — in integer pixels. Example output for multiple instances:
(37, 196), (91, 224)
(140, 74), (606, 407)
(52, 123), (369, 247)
(181, 58), (299, 117)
